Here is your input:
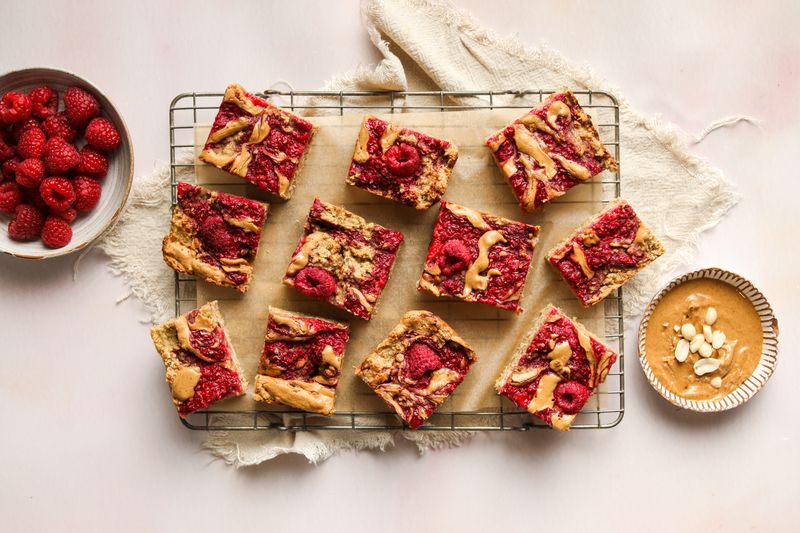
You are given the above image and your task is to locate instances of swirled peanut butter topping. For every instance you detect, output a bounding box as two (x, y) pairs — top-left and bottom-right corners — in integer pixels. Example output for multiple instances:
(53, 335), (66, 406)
(209, 116), (251, 143)
(527, 373), (561, 413)
(462, 230), (506, 297)
(513, 124), (556, 178)
(223, 84), (265, 116)
(353, 120), (371, 163)
(546, 100), (572, 129)
(445, 202), (490, 230)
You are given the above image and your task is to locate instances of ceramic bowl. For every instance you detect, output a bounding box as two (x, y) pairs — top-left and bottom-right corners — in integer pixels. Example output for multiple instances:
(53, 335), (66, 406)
(638, 268), (779, 412)
(0, 67), (133, 259)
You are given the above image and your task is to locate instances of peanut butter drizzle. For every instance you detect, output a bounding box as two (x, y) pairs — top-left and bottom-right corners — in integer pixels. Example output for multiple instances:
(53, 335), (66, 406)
(417, 368), (460, 396)
(510, 366), (544, 386)
(225, 217), (260, 233)
(249, 113), (270, 144)
(379, 124), (401, 152)
(570, 242), (594, 279)
(552, 153), (591, 180)
(223, 84), (265, 116)
(271, 310), (313, 337)
(171, 367), (201, 401)
(350, 287), (375, 312)
(229, 144), (252, 177)
(527, 373), (561, 413)
(644, 278), (763, 400)
(577, 328), (599, 386)
(546, 100), (571, 129)
(286, 232), (326, 275)
(520, 113), (559, 139)
(547, 341), (573, 375)
(200, 141), (237, 168)
(513, 124), (557, 178)
(209, 116), (251, 143)
(321, 345), (340, 370)
(445, 202), (490, 230)
(462, 230), (506, 297)
(353, 119), (371, 163)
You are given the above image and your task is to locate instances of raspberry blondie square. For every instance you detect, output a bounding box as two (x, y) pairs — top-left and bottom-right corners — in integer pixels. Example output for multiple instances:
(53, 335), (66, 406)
(417, 201), (540, 312)
(199, 84), (316, 199)
(346, 115), (458, 209)
(495, 305), (617, 431)
(355, 310), (477, 429)
(485, 88), (618, 211)
(546, 199), (664, 306)
(162, 182), (268, 293)
(253, 307), (350, 415)
(150, 301), (246, 417)
(283, 198), (404, 320)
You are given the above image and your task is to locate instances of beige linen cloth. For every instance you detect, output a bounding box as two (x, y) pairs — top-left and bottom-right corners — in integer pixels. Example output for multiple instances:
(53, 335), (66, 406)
(99, 0), (744, 465)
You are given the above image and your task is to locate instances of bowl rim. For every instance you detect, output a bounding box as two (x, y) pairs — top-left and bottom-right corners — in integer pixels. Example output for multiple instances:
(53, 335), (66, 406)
(0, 66), (134, 260)
(637, 267), (779, 412)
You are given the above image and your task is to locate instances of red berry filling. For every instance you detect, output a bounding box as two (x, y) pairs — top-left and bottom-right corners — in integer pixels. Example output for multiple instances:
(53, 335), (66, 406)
(184, 309), (230, 363)
(548, 202), (648, 304)
(294, 266), (337, 299)
(178, 364), (242, 416)
(438, 239), (472, 275)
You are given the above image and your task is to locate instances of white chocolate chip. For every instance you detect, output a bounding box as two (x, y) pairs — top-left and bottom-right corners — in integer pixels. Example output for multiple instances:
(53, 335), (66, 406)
(703, 325), (713, 343)
(689, 333), (705, 353)
(674, 339), (690, 363)
(710, 376), (722, 389)
(694, 357), (720, 376)
(681, 323), (697, 341)
(712, 330), (726, 350)
(699, 342), (714, 358)
(705, 307), (718, 326)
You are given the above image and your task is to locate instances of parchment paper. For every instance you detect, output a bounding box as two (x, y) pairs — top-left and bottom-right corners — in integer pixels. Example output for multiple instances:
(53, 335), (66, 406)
(191, 108), (610, 418)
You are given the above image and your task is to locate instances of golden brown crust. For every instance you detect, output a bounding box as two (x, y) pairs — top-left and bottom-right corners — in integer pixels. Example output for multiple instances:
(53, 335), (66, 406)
(253, 376), (335, 415)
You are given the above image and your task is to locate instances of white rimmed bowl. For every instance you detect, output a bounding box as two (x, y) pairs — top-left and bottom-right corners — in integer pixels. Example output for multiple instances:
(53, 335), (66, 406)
(0, 67), (133, 259)
(638, 268), (779, 412)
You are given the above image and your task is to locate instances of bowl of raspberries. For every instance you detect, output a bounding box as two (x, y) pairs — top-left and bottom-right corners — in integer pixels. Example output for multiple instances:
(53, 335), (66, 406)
(0, 67), (132, 258)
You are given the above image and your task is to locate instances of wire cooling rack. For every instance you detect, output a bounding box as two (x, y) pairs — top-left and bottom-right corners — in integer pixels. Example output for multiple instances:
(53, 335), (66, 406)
(169, 89), (623, 431)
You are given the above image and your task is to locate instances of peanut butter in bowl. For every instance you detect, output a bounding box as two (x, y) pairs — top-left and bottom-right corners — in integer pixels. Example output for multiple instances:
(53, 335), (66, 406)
(638, 269), (778, 411)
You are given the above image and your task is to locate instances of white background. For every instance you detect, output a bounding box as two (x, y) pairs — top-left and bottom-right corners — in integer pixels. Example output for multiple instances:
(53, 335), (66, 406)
(1, 1), (798, 531)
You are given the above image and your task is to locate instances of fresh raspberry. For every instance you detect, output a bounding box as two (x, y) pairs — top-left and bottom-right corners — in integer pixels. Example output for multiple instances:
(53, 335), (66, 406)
(25, 186), (48, 211)
(0, 136), (15, 162)
(17, 127), (47, 159)
(2, 157), (21, 181)
(553, 381), (591, 414)
(63, 86), (99, 127)
(39, 176), (76, 212)
(52, 206), (77, 223)
(0, 182), (24, 213)
(404, 342), (441, 379)
(197, 215), (235, 255)
(44, 137), (80, 174)
(438, 239), (472, 276)
(294, 266), (337, 299)
(7, 204), (44, 241)
(41, 215), (73, 248)
(0, 91), (32, 124)
(84, 117), (120, 151)
(42, 112), (78, 143)
(72, 175), (102, 211)
(10, 117), (41, 142)
(28, 86), (58, 119)
(15, 158), (46, 188)
(76, 147), (108, 177)
(385, 143), (421, 177)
